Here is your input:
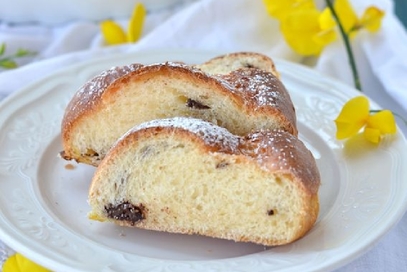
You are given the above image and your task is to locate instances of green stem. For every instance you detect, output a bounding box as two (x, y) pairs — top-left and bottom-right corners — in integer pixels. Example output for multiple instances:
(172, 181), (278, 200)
(325, 0), (362, 91)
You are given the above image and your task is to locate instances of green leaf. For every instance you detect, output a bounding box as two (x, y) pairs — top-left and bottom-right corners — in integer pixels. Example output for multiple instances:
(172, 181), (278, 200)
(15, 48), (33, 57)
(0, 43), (5, 56)
(0, 43), (37, 71)
(0, 59), (18, 69)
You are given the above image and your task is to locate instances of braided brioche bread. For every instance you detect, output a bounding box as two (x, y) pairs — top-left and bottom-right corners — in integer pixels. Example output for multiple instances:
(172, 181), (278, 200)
(88, 117), (320, 246)
(61, 52), (297, 166)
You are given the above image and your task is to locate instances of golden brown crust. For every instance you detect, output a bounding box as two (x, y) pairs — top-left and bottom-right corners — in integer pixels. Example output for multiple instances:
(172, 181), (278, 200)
(62, 63), (143, 132)
(240, 130), (320, 195)
(218, 68), (297, 135)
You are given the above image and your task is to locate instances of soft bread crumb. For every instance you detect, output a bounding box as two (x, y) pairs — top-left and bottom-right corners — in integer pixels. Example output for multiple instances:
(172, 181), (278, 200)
(88, 117), (320, 246)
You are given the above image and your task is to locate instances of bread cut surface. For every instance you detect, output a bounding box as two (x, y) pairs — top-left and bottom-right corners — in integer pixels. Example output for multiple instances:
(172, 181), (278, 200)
(88, 117), (320, 246)
(60, 52), (297, 166)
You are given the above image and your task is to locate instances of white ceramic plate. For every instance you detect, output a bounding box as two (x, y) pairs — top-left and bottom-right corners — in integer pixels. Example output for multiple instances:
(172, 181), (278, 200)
(0, 50), (406, 272)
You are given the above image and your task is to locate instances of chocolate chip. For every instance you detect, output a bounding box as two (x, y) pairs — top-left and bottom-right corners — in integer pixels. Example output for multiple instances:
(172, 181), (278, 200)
(105, 201), (146, 225)
(186, 98), (210, 109)
(267, 209), (275, 216)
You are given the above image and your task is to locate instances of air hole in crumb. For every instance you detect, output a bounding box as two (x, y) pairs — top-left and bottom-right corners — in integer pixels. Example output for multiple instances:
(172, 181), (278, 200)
(243, 62), (255, 68)
(84, 148), (99, 157)
(186, 98), (210, 109)
(216, 162), (229, 169)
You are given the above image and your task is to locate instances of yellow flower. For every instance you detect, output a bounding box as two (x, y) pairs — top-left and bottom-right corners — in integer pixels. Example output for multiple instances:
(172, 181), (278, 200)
(263, 0), (336, 55)
(322, 0), (385, 34)
(365, 110), (397, 143)
(3, 253), (51, 272)
(263, 0), (385, 56)
(335, 96), (369, 139)
(100, 3), (146, 45)
(280, 8), (337, 55)
(359, 6), (385, 32)
(332, 0), (358, 33)
(334, 96), (396, 144)
(100, 21), (127, 45)
(263, 0), (316, 21)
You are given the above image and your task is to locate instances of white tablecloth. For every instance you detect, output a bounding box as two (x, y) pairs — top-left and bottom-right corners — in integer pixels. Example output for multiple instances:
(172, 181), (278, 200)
(1, 0), (407, 271)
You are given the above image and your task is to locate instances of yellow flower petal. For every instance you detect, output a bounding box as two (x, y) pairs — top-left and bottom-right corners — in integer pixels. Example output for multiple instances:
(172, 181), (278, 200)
(334, 96), (370, 139)
(363, 127), (381, 144)
(3, 253), (50, 272)
(313, 28), (337, 46)
(100, 20), (127, 45)
(263, 0), (289, 20)
(334, 0), (359, 33)
(319, 7), (336, 30)
(367, 110), (397, 134)
(263, 0), (316, 21)
(360, 6), (385, 32)
(127, 3), (146, 43)
(281, 9), (327, 55)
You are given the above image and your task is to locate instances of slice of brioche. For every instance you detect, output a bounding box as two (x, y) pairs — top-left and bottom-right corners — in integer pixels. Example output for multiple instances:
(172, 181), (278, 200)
(88, 117), (320, 246)
(60, 52), (297, 166)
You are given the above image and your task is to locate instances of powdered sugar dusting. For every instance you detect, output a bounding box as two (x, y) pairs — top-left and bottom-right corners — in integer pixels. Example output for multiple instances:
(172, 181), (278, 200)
(82, 64), (140, 97)
(126, 117), (241, 153)
(67, 63), (142, 119)
(216, 68), (290, 109)
(73, 62), (202, 110)
(245, 130), (297, 169)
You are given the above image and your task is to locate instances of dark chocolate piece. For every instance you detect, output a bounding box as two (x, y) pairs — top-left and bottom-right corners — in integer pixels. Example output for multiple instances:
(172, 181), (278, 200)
(105, 201), (146, 225)
(267, 209), (275, 216)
